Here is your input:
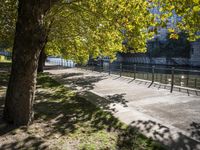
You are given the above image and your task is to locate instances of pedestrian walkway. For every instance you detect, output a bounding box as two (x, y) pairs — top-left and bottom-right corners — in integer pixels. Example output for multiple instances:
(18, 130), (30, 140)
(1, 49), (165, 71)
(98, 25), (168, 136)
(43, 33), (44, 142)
(45, 64), (200, 149)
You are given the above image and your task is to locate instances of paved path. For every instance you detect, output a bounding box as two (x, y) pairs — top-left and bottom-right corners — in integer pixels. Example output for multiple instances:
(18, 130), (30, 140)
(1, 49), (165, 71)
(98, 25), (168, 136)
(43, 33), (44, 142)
(45, 64), (200, 150)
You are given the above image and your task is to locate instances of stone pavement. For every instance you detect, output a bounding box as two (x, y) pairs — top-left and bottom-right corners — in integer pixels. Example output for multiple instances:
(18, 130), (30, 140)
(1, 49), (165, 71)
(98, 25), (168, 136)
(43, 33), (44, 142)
(45, 64), (200, 150)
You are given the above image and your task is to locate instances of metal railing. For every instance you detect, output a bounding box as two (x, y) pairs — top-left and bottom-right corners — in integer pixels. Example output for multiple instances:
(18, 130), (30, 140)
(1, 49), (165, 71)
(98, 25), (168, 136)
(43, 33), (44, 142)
(47, 57), (76, 68)
(81, 62), (200, 93)
(46, 58), (200, 93)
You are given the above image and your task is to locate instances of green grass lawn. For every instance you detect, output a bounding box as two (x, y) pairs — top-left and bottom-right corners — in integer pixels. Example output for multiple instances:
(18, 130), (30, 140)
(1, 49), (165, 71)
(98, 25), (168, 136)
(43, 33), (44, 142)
(0, 63), (165, 150)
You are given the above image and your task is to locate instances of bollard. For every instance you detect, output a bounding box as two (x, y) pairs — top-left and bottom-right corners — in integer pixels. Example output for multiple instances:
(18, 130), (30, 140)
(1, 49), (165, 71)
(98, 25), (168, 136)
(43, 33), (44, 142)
(170, 67), (175, 93)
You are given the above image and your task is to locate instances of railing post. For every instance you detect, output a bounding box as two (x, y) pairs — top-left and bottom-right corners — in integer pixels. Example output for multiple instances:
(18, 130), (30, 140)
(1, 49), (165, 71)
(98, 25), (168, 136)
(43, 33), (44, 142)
(152, 66), (155, 83)
(91, 62), (93, 71)
(170, 67), (175, 93)
(100, 61), (102, 73)
(120, 63), (122, 77)
(102, 61), (104, 72)
(186, 77), (189, 86)
(109, 61), (111, 75)
(186, 73), (189, 87)
(134, 64), (136, 79)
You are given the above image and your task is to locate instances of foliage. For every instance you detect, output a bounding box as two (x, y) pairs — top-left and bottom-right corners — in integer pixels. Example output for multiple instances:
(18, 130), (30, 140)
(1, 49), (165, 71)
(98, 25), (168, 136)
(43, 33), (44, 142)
(45, 0), (155, 63)
(0, 0), (17, 50)
(0, 0), (199, 63)
(153, 0), (200, 41)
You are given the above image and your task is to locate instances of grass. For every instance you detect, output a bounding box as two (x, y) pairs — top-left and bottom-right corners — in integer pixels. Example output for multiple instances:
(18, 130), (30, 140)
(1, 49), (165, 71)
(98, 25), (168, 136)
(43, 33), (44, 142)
(0, 63), (165, 150)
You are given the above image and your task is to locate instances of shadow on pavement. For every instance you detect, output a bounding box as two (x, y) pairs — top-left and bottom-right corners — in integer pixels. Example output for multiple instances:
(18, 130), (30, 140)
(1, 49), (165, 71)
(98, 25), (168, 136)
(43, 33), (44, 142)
(80, 92), (128, 113)
(0, 77), (162, 150)
(188, 122), (200, 141)
(54, 72), (107, 90)
(112, 75), (200, 96)
(131, 120), (200, 150)
(0, 66), (199, 149)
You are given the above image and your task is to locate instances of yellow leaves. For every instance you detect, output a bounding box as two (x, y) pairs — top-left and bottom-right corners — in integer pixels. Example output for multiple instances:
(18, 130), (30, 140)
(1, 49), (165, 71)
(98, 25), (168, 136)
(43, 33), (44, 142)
(169, 33), (179, 39)
(168, 28), (175, 33)
(193, 0), (200, 4)
(168, 5), (175, 11)
(159, 7), (163, 12)
(193, 6), (200, 12)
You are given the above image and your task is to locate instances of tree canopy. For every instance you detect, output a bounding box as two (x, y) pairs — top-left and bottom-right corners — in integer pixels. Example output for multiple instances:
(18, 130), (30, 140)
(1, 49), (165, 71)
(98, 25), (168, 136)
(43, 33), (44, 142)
(0, 0), (199, 63)
(155, 0), (200, 40)
(44, 0), (156, 63)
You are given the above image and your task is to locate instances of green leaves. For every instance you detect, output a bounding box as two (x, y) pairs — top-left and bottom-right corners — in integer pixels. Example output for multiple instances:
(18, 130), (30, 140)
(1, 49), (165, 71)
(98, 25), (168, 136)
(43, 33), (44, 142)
(45, 0), (156, 63)
(157, 0), (200, 41)
(0, 0), (17, 49)
(1, 0), (199, 64)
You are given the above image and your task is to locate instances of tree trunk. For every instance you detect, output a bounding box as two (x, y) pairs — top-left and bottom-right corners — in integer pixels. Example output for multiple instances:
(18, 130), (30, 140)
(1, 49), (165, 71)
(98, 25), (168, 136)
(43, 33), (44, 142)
(37, 48), (47, 73)
(38, 20), (52, 73)
(3, 0), (53, 126)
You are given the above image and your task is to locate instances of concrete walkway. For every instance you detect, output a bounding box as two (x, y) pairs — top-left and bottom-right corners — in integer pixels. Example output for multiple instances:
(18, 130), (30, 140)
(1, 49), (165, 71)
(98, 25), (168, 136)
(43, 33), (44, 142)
(45, 65), (200, 150)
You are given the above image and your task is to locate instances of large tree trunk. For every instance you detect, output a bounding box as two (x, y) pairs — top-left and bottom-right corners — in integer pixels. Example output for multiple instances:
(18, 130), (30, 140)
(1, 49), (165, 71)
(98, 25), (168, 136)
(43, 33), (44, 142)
(37, 48), (47, 73)
(3, 0), (53, 126)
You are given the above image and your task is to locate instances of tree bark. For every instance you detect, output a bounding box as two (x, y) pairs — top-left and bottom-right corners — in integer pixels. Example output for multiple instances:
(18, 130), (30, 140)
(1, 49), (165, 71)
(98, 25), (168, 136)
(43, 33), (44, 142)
(3, 0), (54, 126)
(37, 21), (52, 73)
(37, 48), (47, 73)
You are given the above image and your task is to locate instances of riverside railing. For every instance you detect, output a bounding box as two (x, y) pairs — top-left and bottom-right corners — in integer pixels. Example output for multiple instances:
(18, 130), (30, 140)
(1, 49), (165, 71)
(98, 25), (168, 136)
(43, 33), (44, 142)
(82, 62), (200, 93)
(47, 57), (76, 68)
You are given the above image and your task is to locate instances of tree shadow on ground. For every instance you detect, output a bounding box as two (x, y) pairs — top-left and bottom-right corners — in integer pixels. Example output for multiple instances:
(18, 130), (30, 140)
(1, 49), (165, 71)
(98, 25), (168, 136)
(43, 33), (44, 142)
(0, 73), (164, 150)
(131, 120), (200, 150)
(44, 64), (66, 70)
(113, 75), (200, 96)
(0, 62), (11, 72)
(54, 72), (107, 90)
(80, 92), (128, 113)
(187, 122), (200, 141)
(0, 98), (17, 136)
(1, 70), (199, 149)
(105, 93), (128, 107)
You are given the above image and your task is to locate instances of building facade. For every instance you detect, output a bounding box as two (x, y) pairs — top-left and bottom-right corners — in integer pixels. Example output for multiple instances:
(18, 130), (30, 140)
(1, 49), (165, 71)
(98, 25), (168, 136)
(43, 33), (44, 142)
(190, 41), (200, 66)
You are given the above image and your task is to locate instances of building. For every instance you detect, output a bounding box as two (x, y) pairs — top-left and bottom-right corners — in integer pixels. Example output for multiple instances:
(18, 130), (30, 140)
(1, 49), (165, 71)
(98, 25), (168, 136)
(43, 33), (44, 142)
(190, 41), (200, 66)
